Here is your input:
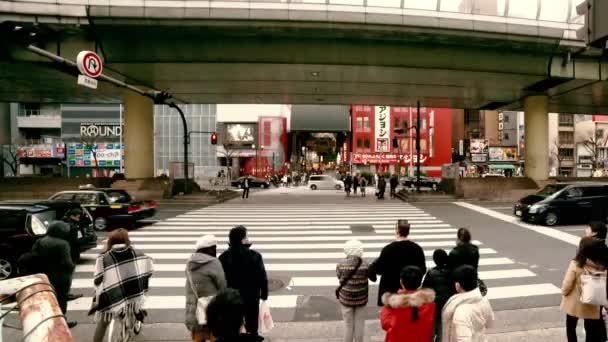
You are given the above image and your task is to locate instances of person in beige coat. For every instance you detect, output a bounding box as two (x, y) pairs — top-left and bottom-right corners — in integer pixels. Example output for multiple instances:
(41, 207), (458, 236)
(442, 265), (494, 342)
(561, 236), (608, 342)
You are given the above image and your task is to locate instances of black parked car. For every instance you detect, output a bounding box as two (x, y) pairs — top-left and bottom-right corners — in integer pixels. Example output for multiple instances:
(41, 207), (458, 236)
(401, 176), (441, 191)
(0, 200), (96, 280)
(49, 188), (157, 231)
(514, 183), (608, 226)
(231, 176), (271, 189)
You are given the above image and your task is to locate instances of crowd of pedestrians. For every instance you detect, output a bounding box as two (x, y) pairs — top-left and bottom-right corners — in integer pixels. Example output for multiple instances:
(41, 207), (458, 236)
(337, 221), (495, 342)
(20, 210), (608, 342)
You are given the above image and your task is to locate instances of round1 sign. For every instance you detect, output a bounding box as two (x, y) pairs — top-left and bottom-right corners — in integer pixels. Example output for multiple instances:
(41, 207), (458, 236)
(76, 51), (103, 78)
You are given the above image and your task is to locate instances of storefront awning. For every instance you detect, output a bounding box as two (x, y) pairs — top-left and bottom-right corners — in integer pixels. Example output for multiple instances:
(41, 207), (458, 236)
(488, 164), (516, 170)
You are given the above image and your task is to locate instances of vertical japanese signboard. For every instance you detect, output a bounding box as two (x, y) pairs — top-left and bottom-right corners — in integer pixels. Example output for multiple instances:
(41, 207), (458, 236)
(375, 105), (390, 152)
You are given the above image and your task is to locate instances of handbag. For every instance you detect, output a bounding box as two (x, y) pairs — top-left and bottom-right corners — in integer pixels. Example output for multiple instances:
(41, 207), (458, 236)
(580, 269), (608, 306)
(258, 300), (274, 334)
(186, 269), (215, 325)
(335, 258), (363, 300)
(478, 278), (488, 297)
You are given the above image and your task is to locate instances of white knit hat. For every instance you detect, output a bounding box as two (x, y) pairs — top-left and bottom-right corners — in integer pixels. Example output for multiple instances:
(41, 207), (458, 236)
(344, 239), (364, 257)
(195, 234), (217, 250)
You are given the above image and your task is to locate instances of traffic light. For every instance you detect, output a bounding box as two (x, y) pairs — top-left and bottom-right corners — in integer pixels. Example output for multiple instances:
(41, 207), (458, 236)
(210, 132), (218, 145)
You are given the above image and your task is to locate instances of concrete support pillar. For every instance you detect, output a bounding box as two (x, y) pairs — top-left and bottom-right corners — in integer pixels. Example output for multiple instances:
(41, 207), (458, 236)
(524, 96), (549, 181)
(123, 92), (154, 179)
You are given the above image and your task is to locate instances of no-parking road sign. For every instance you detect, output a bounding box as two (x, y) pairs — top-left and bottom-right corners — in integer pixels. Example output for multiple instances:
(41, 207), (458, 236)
(76, 51), (103, 78)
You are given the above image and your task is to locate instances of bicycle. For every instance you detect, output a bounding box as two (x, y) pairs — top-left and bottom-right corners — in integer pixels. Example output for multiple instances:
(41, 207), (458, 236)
(106, 309), (144, 342)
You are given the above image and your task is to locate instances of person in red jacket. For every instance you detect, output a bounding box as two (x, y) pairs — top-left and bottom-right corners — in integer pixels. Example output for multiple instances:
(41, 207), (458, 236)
(381, 265), (436, 342)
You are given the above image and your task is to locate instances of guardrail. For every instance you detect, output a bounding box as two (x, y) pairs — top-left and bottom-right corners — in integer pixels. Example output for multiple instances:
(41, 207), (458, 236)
(0, 274), (72, 342)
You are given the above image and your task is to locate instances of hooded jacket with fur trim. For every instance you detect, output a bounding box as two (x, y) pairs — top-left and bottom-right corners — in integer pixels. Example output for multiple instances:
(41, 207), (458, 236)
(380, 288), (436, 342)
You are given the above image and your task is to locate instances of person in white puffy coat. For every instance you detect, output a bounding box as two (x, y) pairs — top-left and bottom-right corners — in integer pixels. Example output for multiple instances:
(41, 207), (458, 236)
(442, 265), (494, 342)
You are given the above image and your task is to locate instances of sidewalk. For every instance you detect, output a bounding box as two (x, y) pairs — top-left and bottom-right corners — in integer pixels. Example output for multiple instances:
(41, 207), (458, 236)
(17, 306), (574, 341)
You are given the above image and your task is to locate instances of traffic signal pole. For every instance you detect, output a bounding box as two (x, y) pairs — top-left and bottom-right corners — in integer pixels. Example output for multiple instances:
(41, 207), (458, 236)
(416, 100), (421, 193)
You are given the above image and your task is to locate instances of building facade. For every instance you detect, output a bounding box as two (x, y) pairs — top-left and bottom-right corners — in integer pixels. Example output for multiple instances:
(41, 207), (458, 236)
(216, 104), (290, 177)
(154, 104), (218, 177)
(348, 105), (453, 177)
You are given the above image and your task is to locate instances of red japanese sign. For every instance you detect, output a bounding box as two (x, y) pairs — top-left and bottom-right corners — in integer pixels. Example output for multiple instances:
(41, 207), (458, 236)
(351, 153), (428, 165)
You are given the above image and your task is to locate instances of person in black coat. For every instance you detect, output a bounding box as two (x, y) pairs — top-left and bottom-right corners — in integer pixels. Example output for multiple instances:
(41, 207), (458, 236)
(368, 220), (426, 306)
(241, 174), (251, 199)
(219, 226), (268, 338)
(377, 176), (386, 199)
(448, 228), (480, 271)
(389, 174), (399, 198)
(422, 249), (454, 342)
(30, 221), (77, 327)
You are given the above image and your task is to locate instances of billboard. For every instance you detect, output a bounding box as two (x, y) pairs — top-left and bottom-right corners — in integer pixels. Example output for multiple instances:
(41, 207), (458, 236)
(80, 122), (122, 138)
(17, 144), (65, 159)
(470, 139), (489, 154)
(374, 105), (390, 152)
(67, 143), (123, 167)
(225, 123), (255, 144)
(489, 147), (518, 162)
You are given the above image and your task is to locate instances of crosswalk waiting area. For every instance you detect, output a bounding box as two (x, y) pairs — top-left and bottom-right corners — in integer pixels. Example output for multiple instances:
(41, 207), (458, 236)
(71, 203), (561, 321)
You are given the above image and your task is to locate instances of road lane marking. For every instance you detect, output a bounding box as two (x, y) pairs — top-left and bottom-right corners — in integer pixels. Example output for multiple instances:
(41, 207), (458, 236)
(60, 283), (559, 310)
(454, 202), (580, 246)
(146, 223), (451, 229)
(289, 269), (535, 286)
(122, 234), (455, 242)
(82, 247), (497, 262)
(127, 228), (458, 236)
(485, 283), (561, 299)
(153, 220), (445, 225)
(61, 295), (298, 310)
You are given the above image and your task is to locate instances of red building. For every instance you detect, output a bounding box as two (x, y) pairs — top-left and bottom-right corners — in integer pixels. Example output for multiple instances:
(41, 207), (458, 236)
(242, 116), (288, 176)
(348, 105), (453, 177)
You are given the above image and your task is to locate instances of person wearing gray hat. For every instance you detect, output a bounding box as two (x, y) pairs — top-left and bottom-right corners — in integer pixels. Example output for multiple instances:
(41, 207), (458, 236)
(185, 234), (227, 342)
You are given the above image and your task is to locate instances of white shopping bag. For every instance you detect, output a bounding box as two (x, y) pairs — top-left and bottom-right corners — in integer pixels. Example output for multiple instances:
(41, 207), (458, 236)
(258, 300), (274, 335)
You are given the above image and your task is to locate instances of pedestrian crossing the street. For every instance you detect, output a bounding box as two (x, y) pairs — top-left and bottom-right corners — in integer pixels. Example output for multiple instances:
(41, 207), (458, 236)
(70, 202), (561, 322)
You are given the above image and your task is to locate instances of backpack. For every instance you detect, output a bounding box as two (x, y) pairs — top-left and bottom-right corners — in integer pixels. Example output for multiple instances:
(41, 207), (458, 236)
(580, 269), (608, 306)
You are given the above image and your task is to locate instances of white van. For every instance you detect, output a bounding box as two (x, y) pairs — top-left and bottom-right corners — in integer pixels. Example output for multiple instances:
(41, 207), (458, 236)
(308, 175), (343, 190)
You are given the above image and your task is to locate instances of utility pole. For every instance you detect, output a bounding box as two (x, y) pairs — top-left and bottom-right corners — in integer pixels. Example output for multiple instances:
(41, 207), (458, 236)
(416, 100), (421, 193)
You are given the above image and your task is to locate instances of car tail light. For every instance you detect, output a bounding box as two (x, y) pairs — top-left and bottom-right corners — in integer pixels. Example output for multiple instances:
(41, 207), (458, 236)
(128, 204), (141, 214)
(148, 201), (157, 208)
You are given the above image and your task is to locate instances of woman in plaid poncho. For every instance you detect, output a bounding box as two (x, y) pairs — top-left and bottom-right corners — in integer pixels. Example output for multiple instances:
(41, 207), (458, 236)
(90, 228), (154, 342)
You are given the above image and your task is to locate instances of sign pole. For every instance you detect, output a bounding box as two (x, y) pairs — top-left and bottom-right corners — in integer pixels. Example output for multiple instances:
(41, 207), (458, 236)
(416, 100), (421, 193)
(119, 104), (124, 174)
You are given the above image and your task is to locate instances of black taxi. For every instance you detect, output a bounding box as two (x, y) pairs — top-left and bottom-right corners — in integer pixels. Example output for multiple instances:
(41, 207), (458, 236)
(49, 187), (156, 231)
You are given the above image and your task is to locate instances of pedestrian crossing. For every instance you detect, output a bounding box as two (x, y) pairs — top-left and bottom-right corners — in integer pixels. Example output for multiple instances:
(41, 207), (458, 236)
(70, 202), (561, 322)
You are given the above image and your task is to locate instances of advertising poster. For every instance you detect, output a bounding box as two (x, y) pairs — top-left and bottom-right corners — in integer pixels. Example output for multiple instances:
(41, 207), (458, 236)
(67, 143), (123, 167)
(375, 105), (390, 152)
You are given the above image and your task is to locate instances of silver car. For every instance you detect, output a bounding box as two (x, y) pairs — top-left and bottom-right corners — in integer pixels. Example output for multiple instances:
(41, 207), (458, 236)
(308, 175), (343, 190)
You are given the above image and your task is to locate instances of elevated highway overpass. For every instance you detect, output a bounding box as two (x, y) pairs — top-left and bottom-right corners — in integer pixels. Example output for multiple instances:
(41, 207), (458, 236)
(1, 0), (607, 180)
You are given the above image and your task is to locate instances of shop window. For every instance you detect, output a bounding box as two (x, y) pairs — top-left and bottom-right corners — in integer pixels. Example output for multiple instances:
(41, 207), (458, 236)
(356, 138), (362, 148)
(394, 118), (400, 129)
(420, 139), (428, 152)
(363, 117), (370, 129)
(402, 120), (408, 129)
(356, 117), (363, 130)
(364, 139), (370, 148)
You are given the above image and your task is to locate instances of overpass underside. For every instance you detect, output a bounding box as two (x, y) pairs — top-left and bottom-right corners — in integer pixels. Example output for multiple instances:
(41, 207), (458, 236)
(1, 19), (607, 113)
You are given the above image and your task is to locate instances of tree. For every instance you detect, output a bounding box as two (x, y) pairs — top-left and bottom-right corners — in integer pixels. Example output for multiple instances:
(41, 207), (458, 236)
(579, 128), (603, 176)
(550, 138), (564, 177)
(1, 144), (20, 177)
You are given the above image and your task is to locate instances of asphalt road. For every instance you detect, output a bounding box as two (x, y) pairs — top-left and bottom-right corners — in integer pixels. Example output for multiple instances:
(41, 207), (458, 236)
(37, 186), (582, 327)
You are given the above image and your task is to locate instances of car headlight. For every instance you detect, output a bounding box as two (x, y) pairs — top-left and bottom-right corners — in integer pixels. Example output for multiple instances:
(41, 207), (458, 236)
(30, 215), (48, 236)
(528, 204), (545, 214)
